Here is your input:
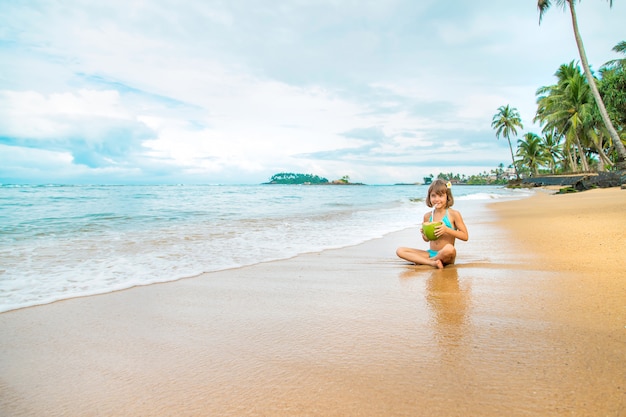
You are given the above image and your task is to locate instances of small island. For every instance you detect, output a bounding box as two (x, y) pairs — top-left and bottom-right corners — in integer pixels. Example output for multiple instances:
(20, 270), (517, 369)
(264, 172), (364, 185)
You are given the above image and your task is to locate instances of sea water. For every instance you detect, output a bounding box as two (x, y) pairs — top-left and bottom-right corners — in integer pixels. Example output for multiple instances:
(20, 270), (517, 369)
(0, 184), (530, 312)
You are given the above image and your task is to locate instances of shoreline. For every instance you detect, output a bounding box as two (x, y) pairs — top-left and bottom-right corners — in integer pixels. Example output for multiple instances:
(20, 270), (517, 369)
(0, 185), (521, 315)
(1, 187), (624, 416)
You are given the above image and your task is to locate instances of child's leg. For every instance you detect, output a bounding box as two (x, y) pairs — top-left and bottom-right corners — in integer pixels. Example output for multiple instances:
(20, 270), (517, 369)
(396, 247), (442, 268)
(432, 244), (457, 266)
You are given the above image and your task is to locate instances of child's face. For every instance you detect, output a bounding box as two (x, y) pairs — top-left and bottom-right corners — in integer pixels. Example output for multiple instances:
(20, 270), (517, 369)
(430, 191), (447, 208)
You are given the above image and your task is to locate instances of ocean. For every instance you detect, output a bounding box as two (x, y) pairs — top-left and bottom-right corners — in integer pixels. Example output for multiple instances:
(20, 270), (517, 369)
(0, 184), (531, 312)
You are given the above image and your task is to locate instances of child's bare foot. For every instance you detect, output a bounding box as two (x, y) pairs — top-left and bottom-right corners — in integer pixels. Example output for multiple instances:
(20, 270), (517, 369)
(430, 259), (443, 269)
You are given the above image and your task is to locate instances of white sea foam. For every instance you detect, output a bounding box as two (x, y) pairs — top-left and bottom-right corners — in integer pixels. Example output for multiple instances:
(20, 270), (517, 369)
(0, 184), (527, 312)
(457, 189), (533, 201)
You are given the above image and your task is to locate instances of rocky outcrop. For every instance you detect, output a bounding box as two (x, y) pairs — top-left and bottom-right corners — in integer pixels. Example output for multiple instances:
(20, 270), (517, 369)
(520, 172), (623, 191)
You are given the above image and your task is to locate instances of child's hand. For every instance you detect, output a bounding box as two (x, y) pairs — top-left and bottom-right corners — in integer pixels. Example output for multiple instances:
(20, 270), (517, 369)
(420, 228), (429, 242)
(434, 224), (447, 238)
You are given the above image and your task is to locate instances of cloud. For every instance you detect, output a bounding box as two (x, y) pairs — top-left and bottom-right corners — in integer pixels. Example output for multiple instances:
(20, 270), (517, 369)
(0, 89), (156, 168)
(0, 0), (624, 184)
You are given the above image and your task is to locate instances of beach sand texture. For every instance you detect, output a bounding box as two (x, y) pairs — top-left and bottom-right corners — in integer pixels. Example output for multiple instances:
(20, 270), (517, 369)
(0, 188), (624, 416)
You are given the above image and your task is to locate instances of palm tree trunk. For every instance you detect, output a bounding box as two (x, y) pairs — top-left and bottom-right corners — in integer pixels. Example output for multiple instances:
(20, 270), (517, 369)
(574, 135), (590, 172)
(550, 154), (558, 173)
(568, 0), (626, 171)
(506, 137), (519, 179)
(566, 147), (577, 173)
(592, 137), (614, 171)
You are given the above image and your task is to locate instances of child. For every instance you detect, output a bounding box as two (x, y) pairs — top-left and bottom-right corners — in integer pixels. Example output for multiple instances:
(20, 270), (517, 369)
(396, 179), (468, 269)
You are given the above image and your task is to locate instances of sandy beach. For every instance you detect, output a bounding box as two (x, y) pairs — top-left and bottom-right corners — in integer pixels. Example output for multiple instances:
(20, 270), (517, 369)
(1, 187), (624, 416)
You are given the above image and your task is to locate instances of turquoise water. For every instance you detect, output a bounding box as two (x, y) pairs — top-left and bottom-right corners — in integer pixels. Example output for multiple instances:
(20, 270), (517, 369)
(0, 184), (531, 312)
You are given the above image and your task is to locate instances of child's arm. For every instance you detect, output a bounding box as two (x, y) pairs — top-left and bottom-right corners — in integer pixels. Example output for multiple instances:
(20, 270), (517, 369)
(444, 210), (469, 241)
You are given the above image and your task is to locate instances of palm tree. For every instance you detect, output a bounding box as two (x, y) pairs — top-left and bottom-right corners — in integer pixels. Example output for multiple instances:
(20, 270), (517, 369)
(538, 62), (615, 172)
(582, 108), (614, 171)
(517, 133), (547, 176)
(491, 105), (524, 179)
(537, 0), (626, 170)
(540, 130), (564, 173)
(535, 63), (594, 172)
(492, 163), (506, 181)
(600, 41), (626, 136)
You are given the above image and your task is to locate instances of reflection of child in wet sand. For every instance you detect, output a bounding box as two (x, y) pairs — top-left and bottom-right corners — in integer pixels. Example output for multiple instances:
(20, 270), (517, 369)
(396, 180), (468, 269)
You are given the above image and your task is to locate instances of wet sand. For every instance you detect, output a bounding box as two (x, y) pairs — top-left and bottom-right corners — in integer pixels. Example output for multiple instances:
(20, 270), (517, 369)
(0, 187), (624, 416)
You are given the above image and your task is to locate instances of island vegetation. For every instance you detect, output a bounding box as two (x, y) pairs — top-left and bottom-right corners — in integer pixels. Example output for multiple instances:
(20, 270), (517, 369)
(266, 173), (329, 184)
(424, 166), (511, 186)
(265, 173), (363, 185)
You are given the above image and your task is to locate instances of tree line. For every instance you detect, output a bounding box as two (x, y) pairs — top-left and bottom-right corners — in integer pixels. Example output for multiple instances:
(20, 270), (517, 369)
(266, 173), (359, 185)
(431, 165), (510, 185)
(266, 173), (329, 184)
(492, 1), (626, 179)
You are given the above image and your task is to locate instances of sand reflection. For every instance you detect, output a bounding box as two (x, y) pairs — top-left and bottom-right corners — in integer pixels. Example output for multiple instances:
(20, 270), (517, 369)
(425, 267), (471, 370)
(401, 267), (471, 357)
(426, 268), (469, 332)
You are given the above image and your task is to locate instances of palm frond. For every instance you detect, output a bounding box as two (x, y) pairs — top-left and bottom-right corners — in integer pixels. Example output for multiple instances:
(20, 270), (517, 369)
(602, 40), (626, 70)
(612, 40), (626, 54)
(537, 0), (551, 23)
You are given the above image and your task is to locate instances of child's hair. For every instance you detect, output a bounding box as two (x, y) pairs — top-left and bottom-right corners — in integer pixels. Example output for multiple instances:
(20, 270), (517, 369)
(426, 179), (454, 208)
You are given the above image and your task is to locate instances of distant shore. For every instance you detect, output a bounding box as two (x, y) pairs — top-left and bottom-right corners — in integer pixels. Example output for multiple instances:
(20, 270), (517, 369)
(263, 180), (365, 185)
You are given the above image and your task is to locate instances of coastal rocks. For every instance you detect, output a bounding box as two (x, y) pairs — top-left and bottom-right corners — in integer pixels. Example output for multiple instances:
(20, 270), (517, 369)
(573, 172), (621, 191)
(521, 172), (623, 191)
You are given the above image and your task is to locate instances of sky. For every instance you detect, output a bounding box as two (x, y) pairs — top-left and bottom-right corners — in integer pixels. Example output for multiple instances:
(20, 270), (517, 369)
(0, 0), (624, 185)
